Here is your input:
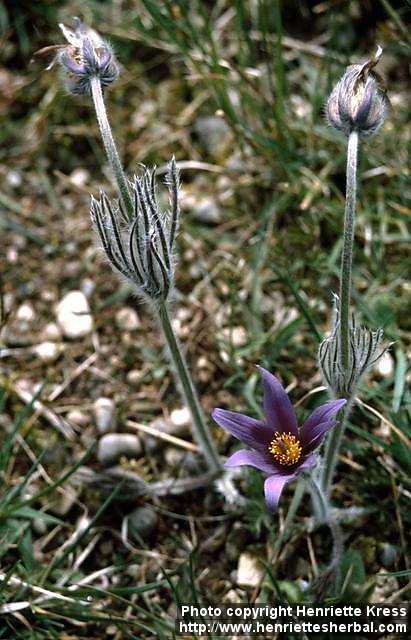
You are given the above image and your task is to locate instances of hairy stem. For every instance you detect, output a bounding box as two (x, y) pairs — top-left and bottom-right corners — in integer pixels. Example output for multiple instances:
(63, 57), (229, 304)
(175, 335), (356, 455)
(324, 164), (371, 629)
(157, 300), (222, 473)
(90, 76), (134, 221)
(339, 130), (359, 376)
(321, 396), (355, 497)
(272, 478), (305, 560)
(308, 477), (343, 587)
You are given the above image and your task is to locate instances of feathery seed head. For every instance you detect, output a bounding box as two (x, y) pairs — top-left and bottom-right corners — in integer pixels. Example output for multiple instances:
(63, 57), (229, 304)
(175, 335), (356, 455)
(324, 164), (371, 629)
(90, 158), (181, 301)
(55, 18), (118, 95)
(326, 46), (388, 138)
(319, 295), (389, 397)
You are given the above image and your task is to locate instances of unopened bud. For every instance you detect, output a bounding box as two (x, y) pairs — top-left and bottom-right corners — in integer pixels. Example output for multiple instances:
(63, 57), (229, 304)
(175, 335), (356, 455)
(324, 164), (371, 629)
(56, 18), (118, 95)
(326, 46), (388, 138)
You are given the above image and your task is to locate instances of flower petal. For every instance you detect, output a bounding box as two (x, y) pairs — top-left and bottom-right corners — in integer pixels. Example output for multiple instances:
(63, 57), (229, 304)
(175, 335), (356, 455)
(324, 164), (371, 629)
(264, 474), (294, 511)
(304, 421), (338, 452)
(300, 399), (346, 445)
(257, 366), (298, 436)
(298, 453), (317, 472)
(225, 449), (279, 475)
(212, 408), (273, 452)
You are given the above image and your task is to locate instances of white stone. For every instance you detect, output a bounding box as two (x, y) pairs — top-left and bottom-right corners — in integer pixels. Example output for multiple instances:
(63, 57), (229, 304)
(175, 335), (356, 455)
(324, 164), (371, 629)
(93, 397), (116, 434)
(70, 168), (89, 187)
(81, 277), (96, 298)
(236, 553), (264, 587)
(67, 409), (89, 426)
(42, 322), (62, 341)
(377, 352), (394, 377)
(33, 341), (62, 363)
(170, 407), (191, 427)
(126, 370), (142, 386)
(115, 307), (140, 331)
(16, 303), (35, 323)
(97, 434), (142, 466)
(56, 291), (93, 339)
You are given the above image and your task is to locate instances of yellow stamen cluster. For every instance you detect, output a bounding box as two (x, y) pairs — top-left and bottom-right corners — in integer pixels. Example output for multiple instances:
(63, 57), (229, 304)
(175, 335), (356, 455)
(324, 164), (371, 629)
(269, 432), (302, 466)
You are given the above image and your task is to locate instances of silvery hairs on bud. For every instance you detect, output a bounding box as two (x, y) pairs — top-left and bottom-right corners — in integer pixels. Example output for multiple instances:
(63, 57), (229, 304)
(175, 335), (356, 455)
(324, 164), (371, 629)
(90, 158), (180, 301)
(318, 295), (389, 398)
(326, 46), (388, 138)
(55, 18), (118, 95)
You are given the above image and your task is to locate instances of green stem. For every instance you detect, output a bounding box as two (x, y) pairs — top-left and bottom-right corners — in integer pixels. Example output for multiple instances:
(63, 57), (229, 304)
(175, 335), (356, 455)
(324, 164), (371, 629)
(90, 76), (134, 220)
(339, 130), (359, 376)
(321, 397), (354, 497)
(157, 300), (221, 473)
(322, 132), (359, 497)
(308, 477), (343, 586)
(272, 478), (305, 560)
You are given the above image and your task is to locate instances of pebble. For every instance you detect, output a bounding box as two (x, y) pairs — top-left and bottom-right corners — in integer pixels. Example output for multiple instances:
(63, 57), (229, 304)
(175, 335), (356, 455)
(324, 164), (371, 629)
(56, 291), (93, 339)
(16, 303), (35, 325)
(81, 277), (96, 299)
(164, 447), (185, 468)
(33, 341), (62, 363)
(67, 409), (90, 427)
(376, 352), (394, 377)
(97, 434), (142, 466)
(128, 505), (158, 541)
(70, 167), (90, 187)
(115, 307), (140, 331)
(236, 553), (264, 587)
(42, 322), (62, 341)
(193, 196), (222, 224)
(126, 370), (142, 386)
(93, 397), (116, 434)
(170, 407), (191, 428)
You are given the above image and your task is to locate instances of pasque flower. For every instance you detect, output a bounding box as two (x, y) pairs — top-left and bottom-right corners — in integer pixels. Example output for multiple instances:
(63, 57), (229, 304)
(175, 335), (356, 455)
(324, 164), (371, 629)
(55, 18), (118, 95)
(212, 367), (346, 510)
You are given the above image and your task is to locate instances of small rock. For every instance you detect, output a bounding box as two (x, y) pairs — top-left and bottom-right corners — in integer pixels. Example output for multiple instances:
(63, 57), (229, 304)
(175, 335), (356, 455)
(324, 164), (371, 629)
(33, 341), (62, 363)
(236, 553), (264, 587)
(16, 303), (35, 325)
(164, 447), (185, 467)
(126, 370), (142, 386)
(56, 291), (93, 339)
(42, 322), (62, 341)
(70, 168), (89, 187)
(193, 197), (222, 224)
(93, 397), (116, 434)
(81, 277), (96, 298)
(67, 409), (89, 427)
(128, 505), (158, 541)
(170, 407), (190, 428)
(376, 352), (394, 377)
(98, 434), (142, 466)
(6, 169), (22, 188)
(115, 307), (140, 331)
(51, 487), (78, 516)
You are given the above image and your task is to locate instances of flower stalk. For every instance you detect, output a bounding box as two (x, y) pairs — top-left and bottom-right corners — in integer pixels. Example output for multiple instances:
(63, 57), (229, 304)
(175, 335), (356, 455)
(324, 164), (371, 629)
(338, 130), (358, 378)
(90, 76), (134, 221)
(157, 301), (221, 472)
(55, 20), (221, 473)
(320, 47), (389, 495)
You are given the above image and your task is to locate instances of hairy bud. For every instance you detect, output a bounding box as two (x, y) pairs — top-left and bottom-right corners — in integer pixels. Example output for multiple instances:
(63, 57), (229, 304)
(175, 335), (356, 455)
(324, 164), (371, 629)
(318, 296), (389, 397)
(326, 46), (388, 138)
(90, 158), (180, 300)
(55, 18), (118, 95)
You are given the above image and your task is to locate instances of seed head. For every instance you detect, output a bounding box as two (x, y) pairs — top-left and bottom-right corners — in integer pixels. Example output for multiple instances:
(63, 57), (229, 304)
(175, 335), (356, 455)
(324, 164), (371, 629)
(318, 295), (389, 397)
(326, 46), (388, 138)
(55, 18), (118, 95)
(90, 158), (180, 301)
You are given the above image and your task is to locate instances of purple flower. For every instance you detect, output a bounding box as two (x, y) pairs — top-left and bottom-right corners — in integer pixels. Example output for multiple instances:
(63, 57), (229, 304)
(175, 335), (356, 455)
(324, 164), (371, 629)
(212, 367), (346, 510)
